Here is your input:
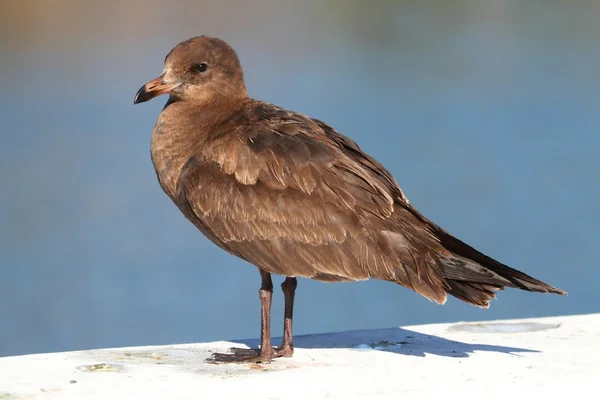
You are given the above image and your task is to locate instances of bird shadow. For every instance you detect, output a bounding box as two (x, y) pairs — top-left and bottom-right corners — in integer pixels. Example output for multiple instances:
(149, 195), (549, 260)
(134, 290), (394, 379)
(233, 326), (539, 358)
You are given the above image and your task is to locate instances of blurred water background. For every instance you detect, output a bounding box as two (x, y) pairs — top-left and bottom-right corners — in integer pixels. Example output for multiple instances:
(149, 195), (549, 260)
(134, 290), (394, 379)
(0, 0), (598, 357)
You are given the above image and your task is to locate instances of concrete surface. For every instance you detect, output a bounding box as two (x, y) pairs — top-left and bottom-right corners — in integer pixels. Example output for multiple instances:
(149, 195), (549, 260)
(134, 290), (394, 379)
(0, 313), (597, 400)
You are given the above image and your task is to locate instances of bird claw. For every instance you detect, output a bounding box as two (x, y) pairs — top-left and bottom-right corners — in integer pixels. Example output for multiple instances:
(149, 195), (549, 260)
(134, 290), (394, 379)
(205, 347), (276, 364)
(226, 345), (294, 358)
(227, 347), (261, 357)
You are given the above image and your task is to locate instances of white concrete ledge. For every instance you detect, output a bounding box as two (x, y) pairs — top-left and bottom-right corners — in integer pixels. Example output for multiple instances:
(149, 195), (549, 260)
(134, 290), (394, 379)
(1, 313), (597, 399)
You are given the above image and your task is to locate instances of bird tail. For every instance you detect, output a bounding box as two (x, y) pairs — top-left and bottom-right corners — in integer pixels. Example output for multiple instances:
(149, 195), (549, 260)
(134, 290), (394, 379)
(438, 228), (566, 308)
(404, 205), (567, 308)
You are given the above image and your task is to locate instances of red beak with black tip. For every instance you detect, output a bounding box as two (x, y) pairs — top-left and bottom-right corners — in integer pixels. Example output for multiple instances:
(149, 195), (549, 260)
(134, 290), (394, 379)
(134, 76), (180, 104)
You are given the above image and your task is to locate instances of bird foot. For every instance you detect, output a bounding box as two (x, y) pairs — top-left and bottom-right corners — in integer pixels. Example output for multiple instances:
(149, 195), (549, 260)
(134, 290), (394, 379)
(228, 345), (294, 358)
(275, 344), (294, 358)
(205, 345), (294, 364)
(205, 347), (276, 364)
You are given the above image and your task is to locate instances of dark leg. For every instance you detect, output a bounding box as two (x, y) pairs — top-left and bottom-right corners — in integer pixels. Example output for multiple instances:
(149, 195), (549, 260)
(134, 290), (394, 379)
(206, 270), (277, 364)
(230, 276), (298, 358)
(276, 277), (297, 357)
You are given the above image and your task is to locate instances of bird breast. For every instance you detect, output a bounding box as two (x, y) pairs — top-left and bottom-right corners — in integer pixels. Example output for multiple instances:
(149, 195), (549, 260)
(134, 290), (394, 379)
(149, 107), (206, 200)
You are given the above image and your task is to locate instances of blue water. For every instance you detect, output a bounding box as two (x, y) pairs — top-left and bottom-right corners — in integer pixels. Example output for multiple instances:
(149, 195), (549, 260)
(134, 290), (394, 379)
(0, 1), (598, 357)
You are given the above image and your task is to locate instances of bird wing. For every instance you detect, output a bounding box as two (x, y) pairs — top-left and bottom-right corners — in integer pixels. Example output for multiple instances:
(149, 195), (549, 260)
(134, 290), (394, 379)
(175, 101), (450, 303)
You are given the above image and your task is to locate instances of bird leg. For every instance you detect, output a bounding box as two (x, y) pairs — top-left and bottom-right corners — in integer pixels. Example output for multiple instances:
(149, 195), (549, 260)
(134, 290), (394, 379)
(206, 270), (277, 364)
(276, 277), (297, 357)
(227, 276), (298, 358)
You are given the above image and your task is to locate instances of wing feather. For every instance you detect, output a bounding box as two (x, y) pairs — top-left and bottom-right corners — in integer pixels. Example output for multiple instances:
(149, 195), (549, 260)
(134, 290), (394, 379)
(176, 101), (450, 303)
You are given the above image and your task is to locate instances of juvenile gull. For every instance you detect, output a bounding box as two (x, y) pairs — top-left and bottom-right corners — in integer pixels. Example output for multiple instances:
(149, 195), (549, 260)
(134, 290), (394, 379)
(134, 35), (566, 364)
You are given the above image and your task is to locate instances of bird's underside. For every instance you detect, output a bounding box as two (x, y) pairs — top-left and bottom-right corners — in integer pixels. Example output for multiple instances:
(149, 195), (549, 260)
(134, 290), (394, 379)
(135, 35), (566, 364)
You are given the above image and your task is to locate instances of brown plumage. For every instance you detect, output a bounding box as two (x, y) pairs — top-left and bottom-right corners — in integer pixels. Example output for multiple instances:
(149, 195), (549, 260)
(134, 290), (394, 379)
(134, 35), (566, 364)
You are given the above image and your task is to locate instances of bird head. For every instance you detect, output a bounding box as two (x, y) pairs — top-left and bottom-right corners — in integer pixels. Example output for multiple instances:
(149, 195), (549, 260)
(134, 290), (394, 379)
(134, 36), (247, 107)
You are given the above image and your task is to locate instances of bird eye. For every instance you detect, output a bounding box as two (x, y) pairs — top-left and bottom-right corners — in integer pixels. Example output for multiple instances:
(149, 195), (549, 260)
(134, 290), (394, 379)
(193, 63), (208, 73)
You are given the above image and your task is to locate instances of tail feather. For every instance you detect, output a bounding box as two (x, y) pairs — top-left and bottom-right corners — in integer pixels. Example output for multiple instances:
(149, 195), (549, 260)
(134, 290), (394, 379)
(400, 204), (567, 306)
(437, 233), (567, 296)
(445, 280), (502, 308)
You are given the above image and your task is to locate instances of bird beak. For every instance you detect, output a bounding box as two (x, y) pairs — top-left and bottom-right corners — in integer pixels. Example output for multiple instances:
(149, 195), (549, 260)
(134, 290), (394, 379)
(134, 75), (180, 104)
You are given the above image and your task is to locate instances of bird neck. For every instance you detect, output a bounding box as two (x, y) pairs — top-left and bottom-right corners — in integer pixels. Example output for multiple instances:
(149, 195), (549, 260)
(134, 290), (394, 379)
(149, 96), (248, 200)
